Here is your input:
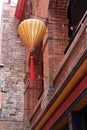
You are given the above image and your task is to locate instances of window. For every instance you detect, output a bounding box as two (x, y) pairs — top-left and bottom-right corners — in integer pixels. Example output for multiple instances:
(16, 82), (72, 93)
(81, 106), (87, 130)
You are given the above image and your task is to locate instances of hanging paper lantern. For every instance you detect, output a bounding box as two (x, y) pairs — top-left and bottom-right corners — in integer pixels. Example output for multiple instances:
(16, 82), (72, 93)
(18, 18), (46, 51)
(18, 19), (46, 80)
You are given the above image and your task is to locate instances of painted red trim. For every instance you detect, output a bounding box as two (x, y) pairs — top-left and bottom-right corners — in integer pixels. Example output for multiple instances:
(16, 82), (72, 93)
(42, 75), (87, 130)
(15, 0), (26, 20)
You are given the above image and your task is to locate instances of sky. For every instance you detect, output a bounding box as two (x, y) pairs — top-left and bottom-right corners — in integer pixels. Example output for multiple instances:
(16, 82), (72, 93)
(0, 0), (18, 27)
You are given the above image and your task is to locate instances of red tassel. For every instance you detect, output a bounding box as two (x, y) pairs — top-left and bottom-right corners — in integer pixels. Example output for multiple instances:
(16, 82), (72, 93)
(30, 56), (34, 80)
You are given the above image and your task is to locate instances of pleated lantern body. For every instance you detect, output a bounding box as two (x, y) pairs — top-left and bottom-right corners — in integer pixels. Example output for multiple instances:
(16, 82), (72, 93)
(18, 19), (46, 80)
(18, 19), (46, 51)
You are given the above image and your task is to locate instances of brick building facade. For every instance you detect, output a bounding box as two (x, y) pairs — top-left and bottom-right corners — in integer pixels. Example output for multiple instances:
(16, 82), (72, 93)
(0, 3), (25, 130)
(0, 0), (87, 130)
(15, 0), (87, 130)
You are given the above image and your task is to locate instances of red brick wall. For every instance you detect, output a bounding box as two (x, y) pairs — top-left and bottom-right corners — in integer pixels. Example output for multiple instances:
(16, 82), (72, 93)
(48, 0), (69, 77)
(23, 0), (69, 128)
(42, 0), (69, 104)
(23, 0), (49, 111)
(0, 3), (25, 130)
(14, 0), (87, 129)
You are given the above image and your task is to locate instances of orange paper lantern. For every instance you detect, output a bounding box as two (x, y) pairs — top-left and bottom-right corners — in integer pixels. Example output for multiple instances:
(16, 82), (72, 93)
(18, 18), (46, 51)
(18, 19), (46, 80)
